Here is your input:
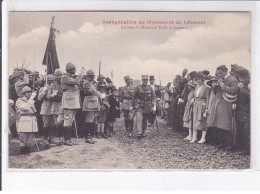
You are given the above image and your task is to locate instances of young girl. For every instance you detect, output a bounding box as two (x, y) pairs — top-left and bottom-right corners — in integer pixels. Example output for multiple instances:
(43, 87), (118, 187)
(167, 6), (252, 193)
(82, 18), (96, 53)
(183, 80), (196, 141)
(107, 87), (120, 135)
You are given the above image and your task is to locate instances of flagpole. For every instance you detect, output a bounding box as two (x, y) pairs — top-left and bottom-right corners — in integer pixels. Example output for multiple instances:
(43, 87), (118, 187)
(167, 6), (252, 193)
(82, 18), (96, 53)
(46, 50), (48, 85)
(33, 53), (35, 91)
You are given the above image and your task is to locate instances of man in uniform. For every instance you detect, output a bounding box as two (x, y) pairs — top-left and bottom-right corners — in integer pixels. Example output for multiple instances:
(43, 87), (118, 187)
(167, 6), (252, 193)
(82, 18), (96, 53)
(15, 70), (30, 97)
(15, 86), (38, 154)
(131, 75), (156, 138)
(61, 62), (84, 146)
(51, 69), (64, 143)
(82, 69), (106, 144)
(38, 74), (56, 145)
(120, 75), (135, 136)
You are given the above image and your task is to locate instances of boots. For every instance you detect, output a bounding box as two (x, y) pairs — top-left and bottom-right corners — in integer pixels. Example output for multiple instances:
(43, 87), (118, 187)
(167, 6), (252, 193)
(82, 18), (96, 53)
(48, 127), (57, 146)
(64, 127), (73, 146)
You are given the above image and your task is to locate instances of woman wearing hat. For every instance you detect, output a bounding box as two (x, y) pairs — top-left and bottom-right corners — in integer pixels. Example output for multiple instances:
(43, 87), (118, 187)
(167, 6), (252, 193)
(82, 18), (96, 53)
(183, 80), (196, 141)
(191, 72), (210, 144)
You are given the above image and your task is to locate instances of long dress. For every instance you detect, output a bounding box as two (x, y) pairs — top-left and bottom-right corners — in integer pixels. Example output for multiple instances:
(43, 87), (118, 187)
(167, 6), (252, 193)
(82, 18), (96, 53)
(183, 89), (195, 129)
(193, 84), (210, 131)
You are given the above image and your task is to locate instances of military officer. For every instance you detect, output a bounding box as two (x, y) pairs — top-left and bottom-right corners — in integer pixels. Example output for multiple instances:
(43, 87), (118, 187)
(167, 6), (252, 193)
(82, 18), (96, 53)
(131, 75), (156, 138)
(38, 74), (56, 145)
(15, 86), (38, 154)
(61, 62), (84, 146)
(82, 70), (106, 144)
(120, 75), (135, 136)
(51, 69), (64, 143)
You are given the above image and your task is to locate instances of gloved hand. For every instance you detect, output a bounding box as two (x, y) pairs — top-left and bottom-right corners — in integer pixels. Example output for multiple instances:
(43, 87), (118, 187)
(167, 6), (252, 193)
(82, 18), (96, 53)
(100, 93), (106, 99)
(130, 107), (133, 111)
(152, 106), (156, 112)
(42, 86), (48, 93)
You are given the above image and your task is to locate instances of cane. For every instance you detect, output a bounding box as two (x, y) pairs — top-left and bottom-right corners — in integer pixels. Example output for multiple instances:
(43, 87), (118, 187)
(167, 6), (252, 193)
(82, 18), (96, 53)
(73, 116), (79, 140)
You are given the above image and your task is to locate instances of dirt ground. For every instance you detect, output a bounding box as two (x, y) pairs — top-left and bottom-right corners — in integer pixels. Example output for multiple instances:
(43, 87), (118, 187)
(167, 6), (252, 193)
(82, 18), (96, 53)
(9, 117), (250, 169)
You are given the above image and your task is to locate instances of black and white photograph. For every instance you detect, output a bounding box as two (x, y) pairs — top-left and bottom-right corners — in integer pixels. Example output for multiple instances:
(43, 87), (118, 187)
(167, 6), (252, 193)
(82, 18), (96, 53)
(6, 10), (252, 170)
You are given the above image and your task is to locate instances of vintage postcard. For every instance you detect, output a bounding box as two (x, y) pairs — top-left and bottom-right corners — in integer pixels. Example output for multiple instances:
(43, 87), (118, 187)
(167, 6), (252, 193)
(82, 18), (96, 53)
(6, 11), (251, 170)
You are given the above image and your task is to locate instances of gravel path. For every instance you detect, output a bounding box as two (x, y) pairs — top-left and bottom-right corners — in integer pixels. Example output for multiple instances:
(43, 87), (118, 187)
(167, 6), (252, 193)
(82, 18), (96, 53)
(9, 117), (250, 169)
(113, 117), (250, 169)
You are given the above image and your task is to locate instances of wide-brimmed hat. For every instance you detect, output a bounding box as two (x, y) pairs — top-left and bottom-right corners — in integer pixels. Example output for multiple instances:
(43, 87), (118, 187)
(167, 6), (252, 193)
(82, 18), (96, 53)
(238, 68), (250, 79)
(194, 72), (205, 80)
(21, 86), (32, 95)
(205, 77), (218, 88)
(149, 75), (155, 81)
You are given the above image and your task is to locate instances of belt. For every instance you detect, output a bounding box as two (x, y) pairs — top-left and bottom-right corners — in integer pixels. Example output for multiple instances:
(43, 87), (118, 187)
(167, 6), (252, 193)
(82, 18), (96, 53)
(20, 113), (36, 116)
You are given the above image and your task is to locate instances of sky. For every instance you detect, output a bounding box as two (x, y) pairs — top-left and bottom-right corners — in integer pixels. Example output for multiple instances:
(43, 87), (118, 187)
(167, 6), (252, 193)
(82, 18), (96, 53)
(9, 11), (250, 87)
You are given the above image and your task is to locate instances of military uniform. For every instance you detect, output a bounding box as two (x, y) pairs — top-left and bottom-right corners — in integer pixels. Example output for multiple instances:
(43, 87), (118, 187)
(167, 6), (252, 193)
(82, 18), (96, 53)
(132, 75), (156, 137)
(15, 86), (38, 154)
(61, 63), (83, 145)
(120, 75), (135, 135)
(82, 70), (102, 142)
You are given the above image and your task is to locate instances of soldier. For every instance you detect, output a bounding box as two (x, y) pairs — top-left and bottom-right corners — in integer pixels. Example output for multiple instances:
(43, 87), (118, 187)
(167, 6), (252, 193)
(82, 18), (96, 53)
(120, 75), (135, 136)
(82, 70), (106, 144)
(15, 86), (38, 154)
(15, 71), (30, 97)
(38, 74), (56, 145)
(51, 69), (64, 144)
(61, 62), (84, 146)
(131, 75), (156, 138)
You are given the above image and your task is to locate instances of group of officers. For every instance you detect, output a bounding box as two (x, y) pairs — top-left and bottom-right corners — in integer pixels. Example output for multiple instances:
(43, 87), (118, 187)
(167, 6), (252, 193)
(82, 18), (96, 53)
(9, 62), (250, 155)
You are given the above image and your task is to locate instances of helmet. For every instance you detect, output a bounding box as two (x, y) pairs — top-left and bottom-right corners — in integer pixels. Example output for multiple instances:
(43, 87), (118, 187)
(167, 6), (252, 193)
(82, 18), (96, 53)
(86, 69), (95, 76)
(97, 74), (105, 80)
(66, 62), (76, 70)
(53, 69), (63, 78)
(47, 74), (54, 81)
(21, 86), (32, 95)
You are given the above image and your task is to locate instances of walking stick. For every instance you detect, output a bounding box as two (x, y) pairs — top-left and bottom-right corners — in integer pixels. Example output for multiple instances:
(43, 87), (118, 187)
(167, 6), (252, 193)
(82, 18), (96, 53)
(73, 115), (79, 140)
(232, 104), (237, 146)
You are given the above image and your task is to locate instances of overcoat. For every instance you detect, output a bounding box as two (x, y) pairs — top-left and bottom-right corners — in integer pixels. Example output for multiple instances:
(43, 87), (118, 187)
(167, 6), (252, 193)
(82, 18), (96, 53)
(15, 96), (38, 133)
(207, 75), (238, 131)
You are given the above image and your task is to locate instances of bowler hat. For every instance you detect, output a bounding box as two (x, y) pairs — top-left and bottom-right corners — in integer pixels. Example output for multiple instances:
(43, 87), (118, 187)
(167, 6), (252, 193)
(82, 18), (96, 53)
(194, 72), (205, 80)
(205, 77), (218, 88)
(202, 69), (210, 76)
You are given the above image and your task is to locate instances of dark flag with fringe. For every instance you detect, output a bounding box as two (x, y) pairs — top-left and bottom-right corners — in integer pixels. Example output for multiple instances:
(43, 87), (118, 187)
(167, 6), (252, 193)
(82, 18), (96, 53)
(42, 26), (60, 74)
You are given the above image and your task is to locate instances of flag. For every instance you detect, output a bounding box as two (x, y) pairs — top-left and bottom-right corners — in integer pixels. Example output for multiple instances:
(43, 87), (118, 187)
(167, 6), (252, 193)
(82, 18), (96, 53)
(42, 26), (60, 74)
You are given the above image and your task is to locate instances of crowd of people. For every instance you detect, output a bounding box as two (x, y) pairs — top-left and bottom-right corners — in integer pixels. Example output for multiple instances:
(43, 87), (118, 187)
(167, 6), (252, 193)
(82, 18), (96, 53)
(8, 63), (250, 155)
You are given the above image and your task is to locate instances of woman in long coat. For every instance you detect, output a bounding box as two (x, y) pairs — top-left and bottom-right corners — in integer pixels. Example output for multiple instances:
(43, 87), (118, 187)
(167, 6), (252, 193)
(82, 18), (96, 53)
(183, 81), (196, 141)
(191, 73), (210, 144)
